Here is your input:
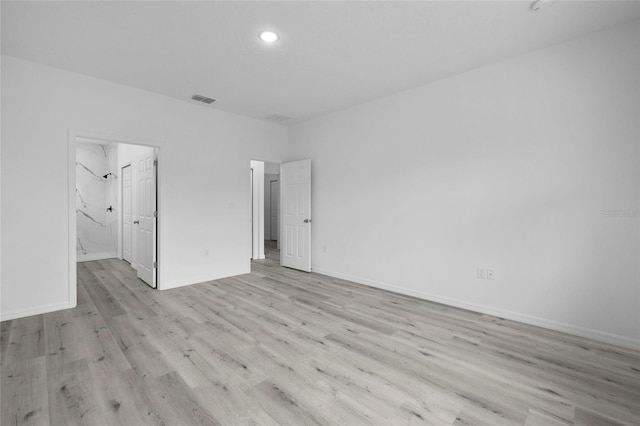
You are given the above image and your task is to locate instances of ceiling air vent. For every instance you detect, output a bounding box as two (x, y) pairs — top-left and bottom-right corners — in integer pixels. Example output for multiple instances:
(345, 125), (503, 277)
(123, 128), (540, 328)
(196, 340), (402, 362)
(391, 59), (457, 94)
(265, 114), (291, 123)
(191, 94), (216, 104)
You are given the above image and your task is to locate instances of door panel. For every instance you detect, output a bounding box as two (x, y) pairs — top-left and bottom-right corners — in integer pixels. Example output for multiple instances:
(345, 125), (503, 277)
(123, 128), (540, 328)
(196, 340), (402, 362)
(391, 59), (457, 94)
(281, 159), (311, 272)
(136, 151), (156, 288)
(285, 225), (294, 256)
(122, 165), (133, 263)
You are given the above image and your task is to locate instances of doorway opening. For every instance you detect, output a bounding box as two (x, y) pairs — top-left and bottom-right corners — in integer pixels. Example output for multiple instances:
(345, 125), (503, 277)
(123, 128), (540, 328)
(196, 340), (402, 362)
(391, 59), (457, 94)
(249, 160), (281, 262)
(72, 135), (159, 293)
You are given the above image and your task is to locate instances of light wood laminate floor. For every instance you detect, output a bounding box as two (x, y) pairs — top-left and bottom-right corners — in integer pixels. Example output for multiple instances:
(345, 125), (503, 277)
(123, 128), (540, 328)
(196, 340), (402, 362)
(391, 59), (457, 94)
(2, 243), (639, 425)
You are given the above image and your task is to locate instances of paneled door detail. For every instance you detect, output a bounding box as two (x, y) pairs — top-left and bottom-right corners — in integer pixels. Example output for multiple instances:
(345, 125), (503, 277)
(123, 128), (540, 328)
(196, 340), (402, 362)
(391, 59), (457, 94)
(136, 152), (156, 288)
(281, 160), (311, 272)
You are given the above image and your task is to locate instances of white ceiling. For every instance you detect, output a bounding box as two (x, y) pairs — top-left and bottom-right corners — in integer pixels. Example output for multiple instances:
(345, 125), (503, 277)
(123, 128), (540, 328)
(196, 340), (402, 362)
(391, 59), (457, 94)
(3, 1), (640, 125)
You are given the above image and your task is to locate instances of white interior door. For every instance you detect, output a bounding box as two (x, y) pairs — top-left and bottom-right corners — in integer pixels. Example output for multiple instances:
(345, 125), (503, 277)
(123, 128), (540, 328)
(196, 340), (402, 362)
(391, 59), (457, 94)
(270, 180), (279, 241)
(122, 164), (133, 263)
(281, 160), (311, 272)
(135, 152), (156, 287)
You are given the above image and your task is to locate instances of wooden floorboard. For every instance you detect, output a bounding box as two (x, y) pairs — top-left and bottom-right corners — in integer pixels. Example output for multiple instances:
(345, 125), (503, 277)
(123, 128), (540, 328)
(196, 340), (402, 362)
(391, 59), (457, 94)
(1, 242), (639, 425)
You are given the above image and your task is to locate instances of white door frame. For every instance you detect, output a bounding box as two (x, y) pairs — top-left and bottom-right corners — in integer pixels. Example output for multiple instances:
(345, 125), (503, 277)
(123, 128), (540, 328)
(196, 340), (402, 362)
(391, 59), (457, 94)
(68, 130), (163, 308)
(249, 160), (264, 260)
(247, 157), (281, 269)
(250, 167), (254, 259)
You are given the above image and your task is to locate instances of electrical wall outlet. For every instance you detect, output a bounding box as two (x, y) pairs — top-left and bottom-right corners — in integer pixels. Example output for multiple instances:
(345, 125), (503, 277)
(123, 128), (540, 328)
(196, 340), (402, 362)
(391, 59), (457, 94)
(322, 245), (328, 253)
(204, 249), (210, 256)
(477, 267), (486, 279)
(477, 267), (495, 280)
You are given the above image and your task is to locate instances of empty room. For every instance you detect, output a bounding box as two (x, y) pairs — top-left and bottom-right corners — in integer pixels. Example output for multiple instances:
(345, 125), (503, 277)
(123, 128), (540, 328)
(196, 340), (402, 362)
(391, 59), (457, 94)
(1, 1), (639, 425)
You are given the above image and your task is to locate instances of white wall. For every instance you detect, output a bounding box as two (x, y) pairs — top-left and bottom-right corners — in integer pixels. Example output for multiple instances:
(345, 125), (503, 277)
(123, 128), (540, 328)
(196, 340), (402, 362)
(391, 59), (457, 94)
(1, 55), (287, 320)
(289, 22), (640, 348)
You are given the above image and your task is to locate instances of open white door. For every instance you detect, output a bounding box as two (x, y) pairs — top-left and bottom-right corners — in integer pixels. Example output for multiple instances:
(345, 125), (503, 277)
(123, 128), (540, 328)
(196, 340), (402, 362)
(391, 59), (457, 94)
(135, 151), (157, 288)
(281, 159), (311, 272)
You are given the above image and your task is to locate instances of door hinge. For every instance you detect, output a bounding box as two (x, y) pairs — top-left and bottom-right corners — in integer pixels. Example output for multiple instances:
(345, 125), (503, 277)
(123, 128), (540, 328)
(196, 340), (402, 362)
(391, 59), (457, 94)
(153, 211), (158, 218)
(153, 261), (158, 268)
(154, 160), (158, 166)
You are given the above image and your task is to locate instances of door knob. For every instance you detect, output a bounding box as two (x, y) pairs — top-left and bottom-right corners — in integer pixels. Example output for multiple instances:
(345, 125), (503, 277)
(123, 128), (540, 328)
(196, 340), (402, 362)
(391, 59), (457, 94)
(304, 219), (311, 223)
(133, 220), (139, 224)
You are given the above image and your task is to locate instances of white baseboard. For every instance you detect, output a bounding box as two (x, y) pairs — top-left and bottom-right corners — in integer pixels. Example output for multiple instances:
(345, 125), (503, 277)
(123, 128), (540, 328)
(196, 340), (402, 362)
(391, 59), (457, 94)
(312, 268), (640, 350)
(77, 252), (117, 262)
(160, 268), (250, 291)
(1, 301), (74, 322)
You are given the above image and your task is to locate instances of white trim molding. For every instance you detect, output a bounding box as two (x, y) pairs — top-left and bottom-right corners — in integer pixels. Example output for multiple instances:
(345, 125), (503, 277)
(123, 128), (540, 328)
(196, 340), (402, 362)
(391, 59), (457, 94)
(312, 268), (640, 351)
(1, 302), (74, 322)
(160, 269), (251, 291)
(77, 252), (118, 263)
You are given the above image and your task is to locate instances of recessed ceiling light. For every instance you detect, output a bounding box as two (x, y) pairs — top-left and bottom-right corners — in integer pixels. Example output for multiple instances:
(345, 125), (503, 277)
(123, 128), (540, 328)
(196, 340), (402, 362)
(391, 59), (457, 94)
(259, 31), (279, 43)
